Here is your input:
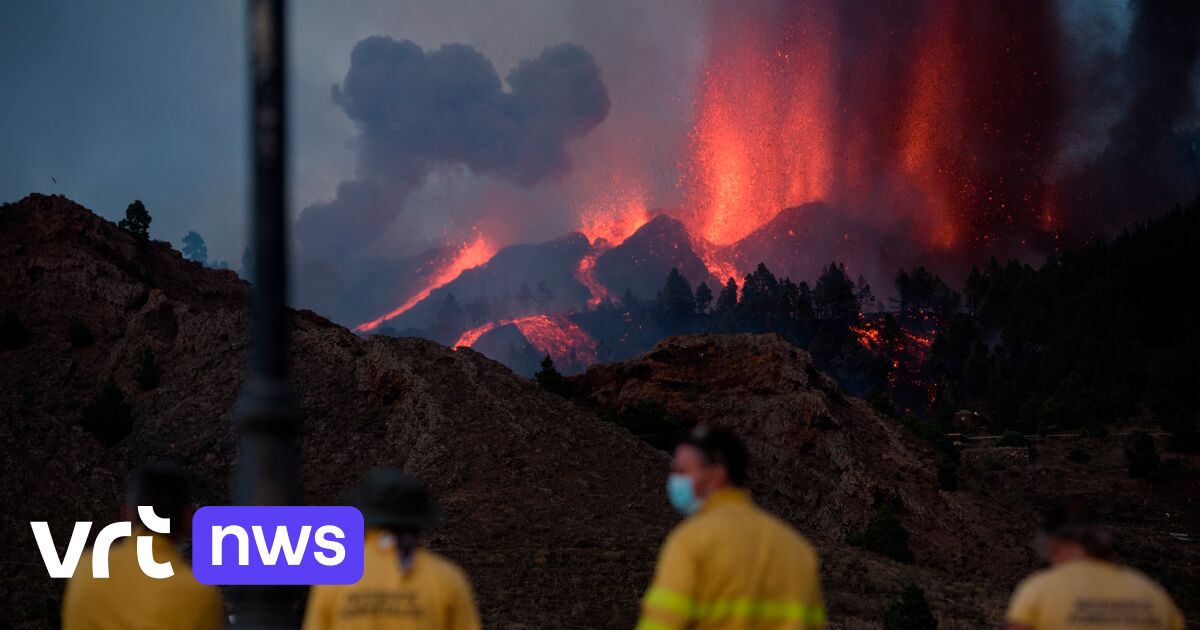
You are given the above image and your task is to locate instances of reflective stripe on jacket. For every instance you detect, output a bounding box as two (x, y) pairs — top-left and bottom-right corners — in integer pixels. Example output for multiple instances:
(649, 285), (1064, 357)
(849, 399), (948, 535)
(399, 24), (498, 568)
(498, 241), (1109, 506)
(638, 488), (825, 629)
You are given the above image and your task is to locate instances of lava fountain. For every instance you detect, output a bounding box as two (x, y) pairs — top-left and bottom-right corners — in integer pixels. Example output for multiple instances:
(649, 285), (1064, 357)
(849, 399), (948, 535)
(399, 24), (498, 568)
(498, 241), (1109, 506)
(678, 0), (1066, 264)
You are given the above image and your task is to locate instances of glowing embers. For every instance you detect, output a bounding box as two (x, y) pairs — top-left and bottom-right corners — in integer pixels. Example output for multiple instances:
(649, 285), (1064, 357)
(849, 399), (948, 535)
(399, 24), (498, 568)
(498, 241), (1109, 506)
(355, 232), (496, 333)
(455, 314), (598, 366)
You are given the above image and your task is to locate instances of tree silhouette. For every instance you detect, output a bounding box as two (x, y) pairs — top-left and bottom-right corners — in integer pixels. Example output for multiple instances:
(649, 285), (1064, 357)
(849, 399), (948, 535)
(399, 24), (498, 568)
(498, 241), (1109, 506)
(534, 354), (566, 396)
(694, 281), (713, 314)
(118, 200), (151, 241)
(813, 262), (859, 325)
(181, 231), (208, 265)
(658, 267), (695, 327)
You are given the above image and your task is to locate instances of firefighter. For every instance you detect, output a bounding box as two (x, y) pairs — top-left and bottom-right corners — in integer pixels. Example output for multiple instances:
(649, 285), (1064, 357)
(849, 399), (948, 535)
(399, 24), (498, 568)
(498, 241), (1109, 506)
(1006, 503), (1184, 630)
(638, 428), (826, 629)
(303, 468), (480, 630)
(63, 465), (223, 630)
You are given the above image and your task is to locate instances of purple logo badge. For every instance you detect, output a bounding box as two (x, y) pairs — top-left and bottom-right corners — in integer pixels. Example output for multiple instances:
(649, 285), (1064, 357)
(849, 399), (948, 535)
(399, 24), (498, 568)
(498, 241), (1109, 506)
(192, 506), (364, 585)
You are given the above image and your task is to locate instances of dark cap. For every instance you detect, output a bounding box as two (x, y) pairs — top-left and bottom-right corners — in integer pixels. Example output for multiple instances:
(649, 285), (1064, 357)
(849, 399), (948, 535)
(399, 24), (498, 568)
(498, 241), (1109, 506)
(1041, 501), (1114, 560)
(344, 468), (441, 529)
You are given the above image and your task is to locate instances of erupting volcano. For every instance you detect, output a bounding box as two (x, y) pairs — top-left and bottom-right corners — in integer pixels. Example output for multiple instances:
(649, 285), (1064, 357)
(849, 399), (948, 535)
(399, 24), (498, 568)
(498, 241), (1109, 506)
(345, 0), (1199, 379)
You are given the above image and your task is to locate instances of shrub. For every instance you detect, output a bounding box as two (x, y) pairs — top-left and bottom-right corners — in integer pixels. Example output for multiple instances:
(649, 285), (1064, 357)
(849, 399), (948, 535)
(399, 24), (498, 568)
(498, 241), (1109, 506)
(937, 459), (958, 492)
(998, 430), (1028, 447)
(603, 400), (686, 452)
(883, 585), (938, 630)
(1, 311), (30, 350)
(133, 347), (160, 390)
(847, 505), (915, 563)
(81, 376), (133, 446)
(1067, 446), (1091, 464)
(67, 319), (95, 348)
(1125, 432), (1159, 479)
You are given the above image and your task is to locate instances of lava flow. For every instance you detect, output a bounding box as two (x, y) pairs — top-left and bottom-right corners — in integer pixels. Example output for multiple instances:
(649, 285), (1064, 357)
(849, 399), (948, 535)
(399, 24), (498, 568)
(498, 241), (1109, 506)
(355, 233), (496, 333)
(575, 250), (608, 308)
(454, 314), (598, 366)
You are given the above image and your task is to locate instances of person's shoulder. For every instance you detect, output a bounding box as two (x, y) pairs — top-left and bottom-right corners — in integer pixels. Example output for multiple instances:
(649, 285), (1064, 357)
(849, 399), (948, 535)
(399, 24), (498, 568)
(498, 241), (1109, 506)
(1117, 564), (1177, 602)
(667, 510), (718, 546)
(1012, 565), (1058, 596)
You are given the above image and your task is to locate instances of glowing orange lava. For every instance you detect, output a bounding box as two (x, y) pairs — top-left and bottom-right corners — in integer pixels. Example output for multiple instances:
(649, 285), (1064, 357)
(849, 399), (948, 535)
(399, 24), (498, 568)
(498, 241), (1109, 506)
(355, 233), (496, 333)
(575, 250), (608, 308)
(577, 192), (649, 246)
(454, 314), (598, 366)
(683, 3), (836, 246)
(690, 234), (741, 287)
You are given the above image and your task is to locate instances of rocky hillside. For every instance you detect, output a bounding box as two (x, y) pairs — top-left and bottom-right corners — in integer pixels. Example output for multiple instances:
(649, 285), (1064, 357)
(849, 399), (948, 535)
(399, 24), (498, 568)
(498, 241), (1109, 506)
(0, 194), (673, 628)
(4, 194), (1191, 628)
(571, 334), (1041, 625)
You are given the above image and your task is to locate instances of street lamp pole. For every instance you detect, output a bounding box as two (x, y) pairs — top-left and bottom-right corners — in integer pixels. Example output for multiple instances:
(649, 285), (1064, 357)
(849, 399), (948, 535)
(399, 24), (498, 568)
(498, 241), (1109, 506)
(233, 0), (299, 626)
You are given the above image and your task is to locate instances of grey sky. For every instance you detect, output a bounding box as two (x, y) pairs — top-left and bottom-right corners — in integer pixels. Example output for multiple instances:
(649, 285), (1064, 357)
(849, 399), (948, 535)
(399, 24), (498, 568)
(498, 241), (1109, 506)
(1, 1), (708, 265)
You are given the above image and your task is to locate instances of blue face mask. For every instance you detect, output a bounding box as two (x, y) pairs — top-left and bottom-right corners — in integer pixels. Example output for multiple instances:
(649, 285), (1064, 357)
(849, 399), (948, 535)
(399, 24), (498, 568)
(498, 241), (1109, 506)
(667, 473), (700, 515)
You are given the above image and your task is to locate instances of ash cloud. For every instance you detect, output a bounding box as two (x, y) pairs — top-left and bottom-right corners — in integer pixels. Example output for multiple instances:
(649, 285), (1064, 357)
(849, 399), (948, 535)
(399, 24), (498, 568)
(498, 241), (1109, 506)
(296, 37), (610, 256)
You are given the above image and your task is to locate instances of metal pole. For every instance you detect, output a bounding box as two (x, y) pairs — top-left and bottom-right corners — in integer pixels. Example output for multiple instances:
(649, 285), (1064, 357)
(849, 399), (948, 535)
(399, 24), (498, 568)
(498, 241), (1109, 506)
(233, 0), (299, 626)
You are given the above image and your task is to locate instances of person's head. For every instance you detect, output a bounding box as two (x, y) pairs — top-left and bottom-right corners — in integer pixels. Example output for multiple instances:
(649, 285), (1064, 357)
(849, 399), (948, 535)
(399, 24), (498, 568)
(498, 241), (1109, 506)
(668, 427), (748, 515)
(345, 467), (440, 537)
(1037, 502), (1115, 565)
(124, 464), (192, 541)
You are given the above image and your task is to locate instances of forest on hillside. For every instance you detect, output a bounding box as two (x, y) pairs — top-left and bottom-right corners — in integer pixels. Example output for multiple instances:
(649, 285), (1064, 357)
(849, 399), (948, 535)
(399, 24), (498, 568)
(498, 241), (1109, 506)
(436, 198), (1200, 445)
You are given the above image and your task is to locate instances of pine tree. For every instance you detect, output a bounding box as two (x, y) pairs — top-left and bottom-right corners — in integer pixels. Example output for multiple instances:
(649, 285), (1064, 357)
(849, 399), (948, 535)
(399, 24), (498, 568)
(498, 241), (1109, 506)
(181, 231), (208, 265)
(118, 200), (152, 241)
(694, 281), (713, 314)
(658, 268), (695, 326)
(715, 278), (738, 314)
(534, 354), (566, 396)
(814, 262), (859, 324)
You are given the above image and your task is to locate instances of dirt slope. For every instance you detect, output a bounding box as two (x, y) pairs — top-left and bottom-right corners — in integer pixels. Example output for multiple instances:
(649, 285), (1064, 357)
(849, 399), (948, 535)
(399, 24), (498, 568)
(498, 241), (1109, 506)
(0, 194), (673, 628)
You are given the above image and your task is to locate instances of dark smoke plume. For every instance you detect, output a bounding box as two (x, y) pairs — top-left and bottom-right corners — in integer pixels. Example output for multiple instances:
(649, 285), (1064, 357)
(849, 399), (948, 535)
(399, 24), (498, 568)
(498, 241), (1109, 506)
(1063, 0), (1200, 235)
(297, 37), (610, 255)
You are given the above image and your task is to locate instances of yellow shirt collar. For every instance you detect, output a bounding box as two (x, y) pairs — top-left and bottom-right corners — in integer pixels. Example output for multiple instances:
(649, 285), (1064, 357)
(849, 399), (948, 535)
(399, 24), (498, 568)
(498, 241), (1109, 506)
(699, 487), (750, 514)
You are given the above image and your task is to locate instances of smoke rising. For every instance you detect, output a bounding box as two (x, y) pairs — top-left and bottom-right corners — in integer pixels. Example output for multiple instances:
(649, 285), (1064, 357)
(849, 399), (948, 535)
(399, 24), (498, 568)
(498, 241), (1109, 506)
(296, 37), (610, 256)
(1062, 0), (1200, 234)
